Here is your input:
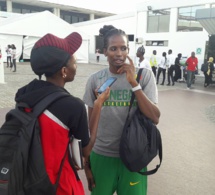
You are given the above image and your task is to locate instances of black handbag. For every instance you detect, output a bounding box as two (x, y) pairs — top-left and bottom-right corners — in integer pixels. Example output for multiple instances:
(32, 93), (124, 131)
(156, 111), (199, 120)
(119, 68), (162, 175)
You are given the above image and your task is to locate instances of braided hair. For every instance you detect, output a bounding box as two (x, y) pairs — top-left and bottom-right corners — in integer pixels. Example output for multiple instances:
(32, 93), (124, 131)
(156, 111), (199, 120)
(99, 25), (129, 49)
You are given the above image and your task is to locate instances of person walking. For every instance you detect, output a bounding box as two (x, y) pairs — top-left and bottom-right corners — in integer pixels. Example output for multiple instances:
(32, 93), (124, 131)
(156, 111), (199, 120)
(150, 50), (158, 77)
(203, 57), (214, 87)
(136, 45), (151, 69)
(185, 52), (198, 89)
(174, 53), (182, 82)
(166, 49), (175, 86)
(83, 25), (160, 195)
(6, 44), (12, 68)
(11, 44), (17, 72)
(15, 32), (110, 195)
(157, 52), (167, 85)
(96, 49), (100, 63)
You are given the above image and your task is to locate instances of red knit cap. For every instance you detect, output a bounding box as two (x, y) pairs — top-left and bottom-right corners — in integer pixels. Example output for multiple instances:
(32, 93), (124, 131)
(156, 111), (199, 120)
(31, 32), (82, 77)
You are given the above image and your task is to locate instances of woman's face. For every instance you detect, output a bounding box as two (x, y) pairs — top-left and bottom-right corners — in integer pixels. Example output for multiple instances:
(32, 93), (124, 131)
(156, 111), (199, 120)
(65, 55), (77, 82)
(104, 34), (129, 69)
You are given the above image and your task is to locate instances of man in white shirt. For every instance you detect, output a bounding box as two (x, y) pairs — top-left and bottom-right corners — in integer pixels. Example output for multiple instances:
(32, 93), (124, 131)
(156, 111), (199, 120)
(136, 45), (151, 69)
(167, 49), (175, 86)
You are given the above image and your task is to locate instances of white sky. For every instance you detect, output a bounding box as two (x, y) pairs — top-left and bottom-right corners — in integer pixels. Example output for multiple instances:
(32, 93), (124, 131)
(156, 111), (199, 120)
(58, 0), (148, 14)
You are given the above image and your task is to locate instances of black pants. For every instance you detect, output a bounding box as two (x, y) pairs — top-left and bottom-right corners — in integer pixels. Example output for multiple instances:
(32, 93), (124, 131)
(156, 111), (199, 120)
(204, 72), (212, 86)
(151, 66), (157, 77)
(7, 56), (12, 67)
(167, 65), (175, 84)
(157, 67), (166, 84)
(174, 65), (181, 81)
(96, 56), (100, 62)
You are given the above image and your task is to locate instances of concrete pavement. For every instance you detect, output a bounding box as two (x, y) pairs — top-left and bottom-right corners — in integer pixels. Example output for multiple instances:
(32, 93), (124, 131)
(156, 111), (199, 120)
(0, 62), (215, 195)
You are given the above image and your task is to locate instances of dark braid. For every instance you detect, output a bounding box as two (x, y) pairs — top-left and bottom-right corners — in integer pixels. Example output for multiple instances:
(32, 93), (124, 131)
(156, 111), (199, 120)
(99, 25), (129, 49)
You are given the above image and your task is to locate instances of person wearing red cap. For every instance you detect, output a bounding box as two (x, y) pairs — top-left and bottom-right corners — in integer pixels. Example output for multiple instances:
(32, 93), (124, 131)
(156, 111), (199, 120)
(15, 32), (110, 194)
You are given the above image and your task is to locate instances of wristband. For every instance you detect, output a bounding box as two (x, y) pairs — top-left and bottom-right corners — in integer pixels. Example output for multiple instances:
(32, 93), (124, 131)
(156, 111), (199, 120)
(132, 84), (141, 92)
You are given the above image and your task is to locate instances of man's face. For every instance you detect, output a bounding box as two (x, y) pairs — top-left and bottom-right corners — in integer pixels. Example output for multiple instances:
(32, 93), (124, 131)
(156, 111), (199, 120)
(65, 55), (77, 82)
(191, 52), (195, 58)
(104, 35), (129, 68)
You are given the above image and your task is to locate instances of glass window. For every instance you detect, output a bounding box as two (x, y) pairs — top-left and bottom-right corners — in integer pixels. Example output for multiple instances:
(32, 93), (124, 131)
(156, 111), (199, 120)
(22, 9), (30, 14)
(146, 40), (168, 46)
(61, 10), (89, 23)
(177, 5), (204, 32)
(12, 7), (21, 13)
(72, 16), (78, 23)
(13, 3), (50, 13)
(212, 4), (215, 8)
(64, 15), (71, 23)
(147, 9), (170, 33)
(79, 17), (84, 22)
(0, 1), (6, 11)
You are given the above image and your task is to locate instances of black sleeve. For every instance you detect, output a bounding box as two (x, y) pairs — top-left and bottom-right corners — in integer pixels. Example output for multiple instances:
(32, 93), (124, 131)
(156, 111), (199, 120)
(211, 63), (215, 71)
(72, 103), (90, 147)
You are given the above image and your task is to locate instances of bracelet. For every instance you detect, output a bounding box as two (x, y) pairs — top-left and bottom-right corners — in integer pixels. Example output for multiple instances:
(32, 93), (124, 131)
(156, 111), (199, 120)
(132, 84), (141, 92)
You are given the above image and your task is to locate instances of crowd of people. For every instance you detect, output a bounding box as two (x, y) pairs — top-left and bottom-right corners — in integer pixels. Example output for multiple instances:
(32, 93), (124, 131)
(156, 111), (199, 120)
(135, 46), (215, 89)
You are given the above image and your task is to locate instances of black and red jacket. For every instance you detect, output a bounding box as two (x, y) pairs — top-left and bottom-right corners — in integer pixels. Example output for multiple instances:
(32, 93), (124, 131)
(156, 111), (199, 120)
(15, 79), (89, 195)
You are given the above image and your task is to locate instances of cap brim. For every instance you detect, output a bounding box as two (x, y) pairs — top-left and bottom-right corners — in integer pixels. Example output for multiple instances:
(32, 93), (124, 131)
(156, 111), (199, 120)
(65, 32), (82, 56)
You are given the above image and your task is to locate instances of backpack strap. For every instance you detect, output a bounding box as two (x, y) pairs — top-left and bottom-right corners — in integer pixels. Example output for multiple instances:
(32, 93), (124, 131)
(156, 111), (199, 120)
(16, 90), (70, 117)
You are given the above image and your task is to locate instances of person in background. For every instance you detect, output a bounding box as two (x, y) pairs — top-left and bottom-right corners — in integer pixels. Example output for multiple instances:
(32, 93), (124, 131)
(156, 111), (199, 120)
(83, 25), (160, 195)
(11, 44), (17, 72)
(166, 49), (175, 86)
(150, 50), (158, 77)
(136, 45), (151, 69)
(185, 51), (198, 89)
(204, 57), (214, 87)
(157, 52), (167, 85)
(96, 49), (100, 63)
(15, 32), (110, 195)
(174, 53), (182, 82)
(6, 44), (12, 68)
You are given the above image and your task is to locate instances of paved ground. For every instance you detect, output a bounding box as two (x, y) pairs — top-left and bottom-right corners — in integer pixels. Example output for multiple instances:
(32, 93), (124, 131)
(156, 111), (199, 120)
(0, 62), (215, 195)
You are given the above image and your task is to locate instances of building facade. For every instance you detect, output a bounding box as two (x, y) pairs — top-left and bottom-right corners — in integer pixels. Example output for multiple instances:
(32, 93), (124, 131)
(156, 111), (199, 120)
(0, 0), (114, 23)
(74, 0), (215, 66)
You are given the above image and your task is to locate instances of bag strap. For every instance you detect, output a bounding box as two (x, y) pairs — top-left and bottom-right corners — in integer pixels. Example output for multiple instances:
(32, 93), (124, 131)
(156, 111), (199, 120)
(54, 141), (69, 192)
(16, 90), (70, 117)
(138, 131), (163, 175)
(128, 68), (143, 113)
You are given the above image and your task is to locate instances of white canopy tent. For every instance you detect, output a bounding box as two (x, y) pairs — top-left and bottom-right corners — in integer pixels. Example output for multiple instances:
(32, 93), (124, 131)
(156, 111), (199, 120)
(0, 10), (89, 63)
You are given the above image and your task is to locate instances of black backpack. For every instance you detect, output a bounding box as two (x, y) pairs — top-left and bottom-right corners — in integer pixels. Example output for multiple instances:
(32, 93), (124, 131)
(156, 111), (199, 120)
(0, 90), (69, 195)
(119, 68), (162, 175)
(201, 63), (208, 72)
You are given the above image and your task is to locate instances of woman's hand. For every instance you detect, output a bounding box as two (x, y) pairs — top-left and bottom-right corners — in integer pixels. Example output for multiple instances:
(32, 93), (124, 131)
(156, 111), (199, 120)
(116, 56), (138, 87)
(94, 87), (110, 104)
(84, 164), (95, 191)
